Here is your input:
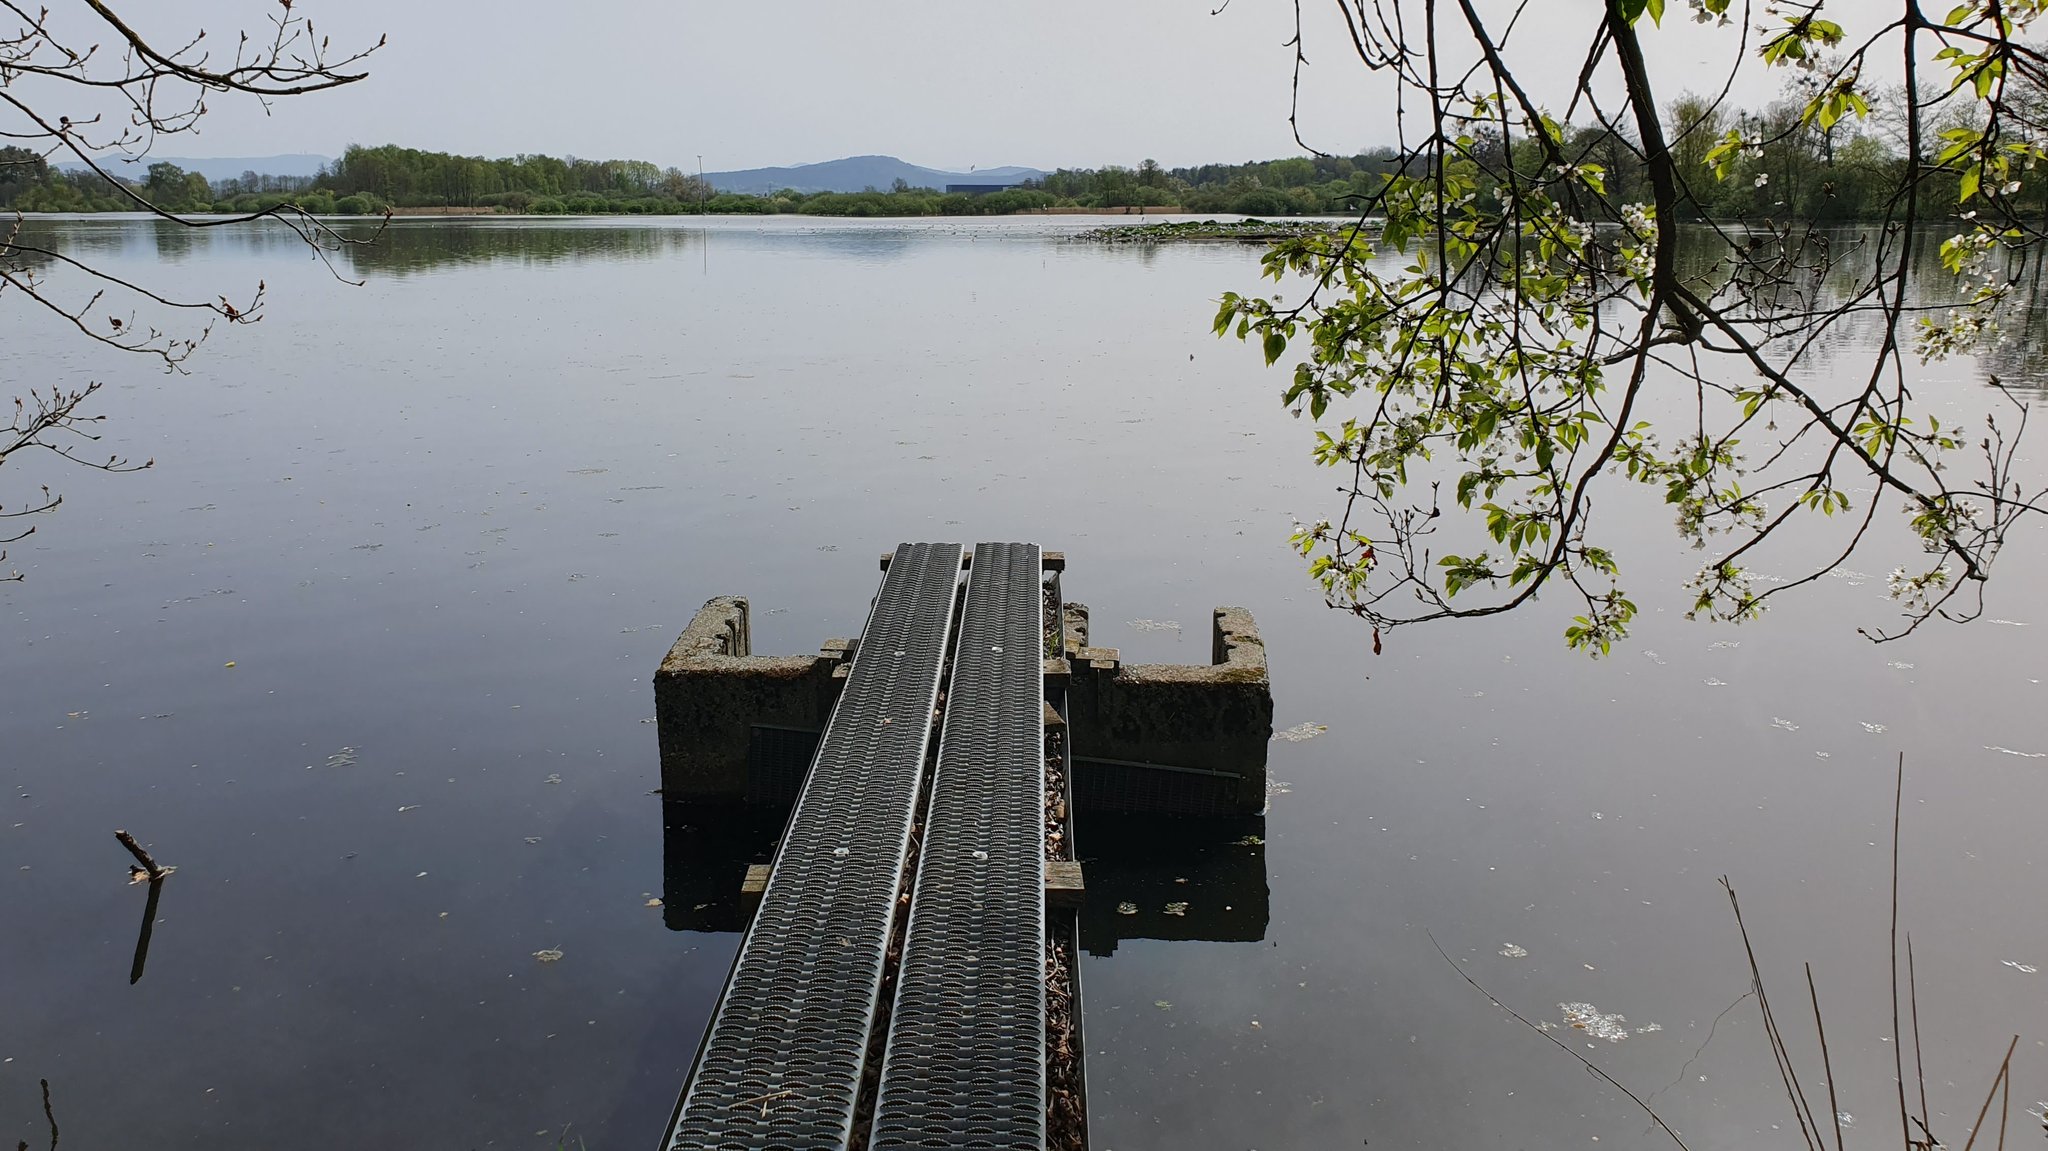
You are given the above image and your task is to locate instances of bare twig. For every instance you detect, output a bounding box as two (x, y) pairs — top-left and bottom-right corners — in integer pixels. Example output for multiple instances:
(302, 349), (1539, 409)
(112, 828), (169, 880)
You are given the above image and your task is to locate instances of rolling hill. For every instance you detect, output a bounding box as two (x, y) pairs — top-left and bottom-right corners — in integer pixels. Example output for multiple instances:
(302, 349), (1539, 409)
(704, 155), (1044, 195)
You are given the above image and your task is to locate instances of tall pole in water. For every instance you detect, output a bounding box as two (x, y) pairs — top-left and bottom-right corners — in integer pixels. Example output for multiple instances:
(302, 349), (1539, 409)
(697, 154), (706, 213)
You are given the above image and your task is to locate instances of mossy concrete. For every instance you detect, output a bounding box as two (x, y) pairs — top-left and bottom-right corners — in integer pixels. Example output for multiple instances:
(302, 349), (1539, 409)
(1064, 605), (1273, 815)
(653, 596), (850, 800)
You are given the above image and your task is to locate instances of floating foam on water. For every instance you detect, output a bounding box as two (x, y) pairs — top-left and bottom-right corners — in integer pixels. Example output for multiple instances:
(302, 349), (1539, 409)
(1887, 660), (1916, 670)
(1708, 641), (1742, 650)
(1273, 722), (1327, 743)
(1127, 618), (1182, 634)
(1815, 751), (1833, 759)
(1642, 650), (1667, 666)
(1861, 722), (1888, 734)
(1704, 678), (1728, 687)
(1772, 717), (1800, 732)
(1500, 944), (1528, 958)
(1986, 746), (2047, 758)
(2003, 960), (2039, 974)
(1988, 619), (2028, 626)
(1558, 1002), (1641, 1043)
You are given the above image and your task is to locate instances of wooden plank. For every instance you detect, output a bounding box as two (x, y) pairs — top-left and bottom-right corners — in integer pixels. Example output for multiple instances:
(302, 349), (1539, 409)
(1046, 860), (1085, 910)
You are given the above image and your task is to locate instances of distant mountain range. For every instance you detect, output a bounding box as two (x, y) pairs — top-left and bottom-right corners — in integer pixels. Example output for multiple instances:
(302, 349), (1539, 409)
(704, 155), (1045, 195)
(56, 154), (332, 181)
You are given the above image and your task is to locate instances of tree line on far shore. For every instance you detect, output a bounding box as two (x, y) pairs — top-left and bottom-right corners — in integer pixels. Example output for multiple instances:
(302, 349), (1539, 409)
(0, 83), (2016, 221)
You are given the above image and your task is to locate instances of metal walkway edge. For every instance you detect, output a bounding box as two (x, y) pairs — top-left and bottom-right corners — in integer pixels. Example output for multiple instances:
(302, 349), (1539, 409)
(870, 542), (1048, 1150)
(664, 542), (964, 1151)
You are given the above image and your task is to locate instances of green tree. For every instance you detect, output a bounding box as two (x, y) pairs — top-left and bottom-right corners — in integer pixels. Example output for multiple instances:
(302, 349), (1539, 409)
(1218, 0), (2047, 650)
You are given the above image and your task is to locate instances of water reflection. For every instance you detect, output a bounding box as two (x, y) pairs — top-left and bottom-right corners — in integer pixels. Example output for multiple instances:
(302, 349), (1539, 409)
(656, 802), (1271, 957)
(337, 220), (699, 277)
(1076, 815), (1269, 956)
(128, 875), (165, 985)
(659, 801), (782, 934)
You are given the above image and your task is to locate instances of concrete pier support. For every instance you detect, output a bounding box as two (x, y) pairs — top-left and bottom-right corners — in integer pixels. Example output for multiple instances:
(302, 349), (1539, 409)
(654, 577), (1273, 816)
(1062, 606), (1273, 816)
(653, 596), (851, 800)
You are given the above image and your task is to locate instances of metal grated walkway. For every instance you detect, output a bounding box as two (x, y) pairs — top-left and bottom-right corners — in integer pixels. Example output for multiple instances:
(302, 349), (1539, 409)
(871, 542), (1048, 1150)
(664, 542), (963, 1151)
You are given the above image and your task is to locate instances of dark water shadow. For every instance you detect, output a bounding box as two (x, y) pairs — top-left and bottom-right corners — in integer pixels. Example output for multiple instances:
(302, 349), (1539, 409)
(659, 801), (783, 934)
(1075, 814), (1269, 957)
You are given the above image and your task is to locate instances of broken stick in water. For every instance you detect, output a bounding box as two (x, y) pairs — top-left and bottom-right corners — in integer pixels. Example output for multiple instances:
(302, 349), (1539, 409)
(113, 829), (173, 882)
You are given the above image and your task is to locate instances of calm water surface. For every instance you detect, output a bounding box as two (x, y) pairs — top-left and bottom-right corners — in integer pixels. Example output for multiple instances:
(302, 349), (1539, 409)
(3, 215), (2044, 1150)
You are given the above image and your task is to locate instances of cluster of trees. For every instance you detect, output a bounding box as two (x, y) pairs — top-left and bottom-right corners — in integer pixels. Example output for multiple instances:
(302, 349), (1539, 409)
(1, 146), (135, 210)
(0, 84), (2005, 222)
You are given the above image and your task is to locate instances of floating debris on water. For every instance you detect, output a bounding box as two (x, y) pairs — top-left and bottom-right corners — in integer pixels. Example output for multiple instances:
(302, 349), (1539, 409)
(1986, 746), (2047, 758)
(1642, 650), (1667, 666)
(1499, 944), (1529, 958)
(1771, 717), (1801, 732)
(1988, 619), (2028, 626)
(1235, 834), (1265, 846)
(1815, 751), (1833, 759)
(1708, 640), (1742, 650)
(2003, 960), (2040, 974)
(1273, 723), (1327, 743)
(1861, 722), (1888, 734)
(532, 948), (563, 964)
(644, 898), (663, 908)
(1704, 678), (1728, 687)
(1558, 1003), (1642, 1043)
(1115, 902), (1139, 916)
(326, 747), (357, 769)
(1163, 902), (1189, 917)
(1887, 660), (1916, 670)
(543, 774), (562, 785)
(1127, 619), (1182, 634)
(1154, 1000), (1173, 1010)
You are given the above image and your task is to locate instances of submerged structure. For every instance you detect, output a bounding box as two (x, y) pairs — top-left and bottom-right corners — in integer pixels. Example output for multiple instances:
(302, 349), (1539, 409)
(653, 544), (1273, 1150)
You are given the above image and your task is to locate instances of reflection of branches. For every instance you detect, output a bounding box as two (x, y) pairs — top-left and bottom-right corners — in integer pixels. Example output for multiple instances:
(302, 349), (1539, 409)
(1221, 0), (2048, 650)
(2, 3), (385, 572)
(1435, 758), (2025, 1151)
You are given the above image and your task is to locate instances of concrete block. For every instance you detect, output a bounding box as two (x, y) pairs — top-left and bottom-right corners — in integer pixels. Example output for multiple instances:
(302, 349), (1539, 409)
(1066, 607), (1273, 816)
(654, 596), (845, 800)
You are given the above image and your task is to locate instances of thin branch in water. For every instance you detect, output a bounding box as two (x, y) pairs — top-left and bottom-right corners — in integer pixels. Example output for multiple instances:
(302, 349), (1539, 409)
(1424, 930), (1695, 1151)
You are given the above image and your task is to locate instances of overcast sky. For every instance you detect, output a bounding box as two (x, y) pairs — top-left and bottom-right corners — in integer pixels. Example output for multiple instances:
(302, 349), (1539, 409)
(60, 1), (1800, 172)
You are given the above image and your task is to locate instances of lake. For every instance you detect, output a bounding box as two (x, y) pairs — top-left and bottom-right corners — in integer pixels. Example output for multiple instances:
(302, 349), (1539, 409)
(3, 215), (2044, 1150)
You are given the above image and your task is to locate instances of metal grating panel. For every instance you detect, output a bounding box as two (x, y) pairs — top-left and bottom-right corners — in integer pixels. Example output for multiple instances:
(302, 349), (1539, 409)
(871, 542), (1048, 1151)
(665, 542), (963, 1151)
(746, 725), (821, 808)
